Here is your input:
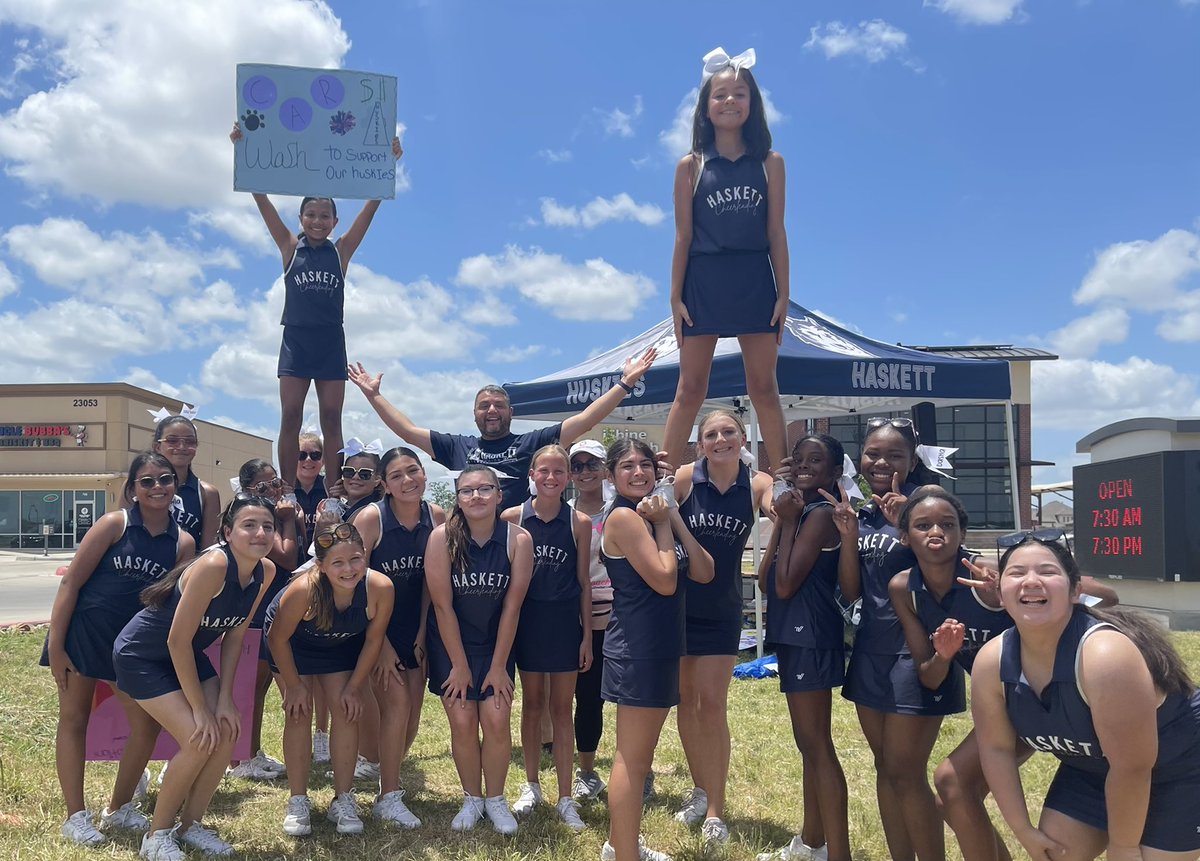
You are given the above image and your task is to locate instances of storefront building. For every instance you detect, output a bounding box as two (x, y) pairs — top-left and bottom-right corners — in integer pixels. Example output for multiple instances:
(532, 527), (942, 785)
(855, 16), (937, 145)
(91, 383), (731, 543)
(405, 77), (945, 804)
(0, 383), (273, 550)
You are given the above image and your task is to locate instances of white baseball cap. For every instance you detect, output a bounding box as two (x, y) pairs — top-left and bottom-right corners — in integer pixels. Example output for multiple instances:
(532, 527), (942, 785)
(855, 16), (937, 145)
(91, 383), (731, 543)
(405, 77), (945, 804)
(568, 439), (606, 461)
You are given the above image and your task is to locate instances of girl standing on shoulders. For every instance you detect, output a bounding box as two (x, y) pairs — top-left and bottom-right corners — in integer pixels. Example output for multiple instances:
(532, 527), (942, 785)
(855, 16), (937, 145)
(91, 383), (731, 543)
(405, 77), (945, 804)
(673, 410), (773, 845)
(424, 466), (533, 836)
(112, 495), (277, 861)
(755, 435), (850, 861)
(601, 439), (714, 861)
(354, 446), (446, 828)
(972, 537), (1200, 861)
(44, 453), (196, 846)
(662, 47), (788, 473)
(151, 414), (220, 549)
(502, 445), (593, 831)
(230, 123), (401, 488)
(265, 522), (393, 837)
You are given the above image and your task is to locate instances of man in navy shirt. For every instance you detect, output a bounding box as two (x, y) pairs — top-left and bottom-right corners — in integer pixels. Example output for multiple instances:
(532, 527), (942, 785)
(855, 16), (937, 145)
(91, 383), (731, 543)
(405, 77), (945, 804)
(348, 349), (655, 509)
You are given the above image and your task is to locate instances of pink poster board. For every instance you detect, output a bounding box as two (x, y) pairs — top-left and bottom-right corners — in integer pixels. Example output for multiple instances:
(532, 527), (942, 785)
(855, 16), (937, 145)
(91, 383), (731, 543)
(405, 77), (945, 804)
(85, 630), (260, 761)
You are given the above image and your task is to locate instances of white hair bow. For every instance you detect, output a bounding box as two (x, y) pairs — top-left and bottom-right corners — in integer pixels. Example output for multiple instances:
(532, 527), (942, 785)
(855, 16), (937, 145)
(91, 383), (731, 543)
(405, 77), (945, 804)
(228, 476), (243, 495)
(702, 47), (756, 83)
(838, 453), (865, 502)
(148, 404), (199, 423)
(739, 446), (757, 468)
(340, 438), (383, 458)
(916, 444), (958, 480)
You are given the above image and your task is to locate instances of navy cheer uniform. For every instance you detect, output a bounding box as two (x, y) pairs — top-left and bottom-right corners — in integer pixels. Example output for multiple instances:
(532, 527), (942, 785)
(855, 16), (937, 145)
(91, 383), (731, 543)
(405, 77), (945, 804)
(295, 476), (327, 540)
(999, 611), (1200, 850)
(277, 235), (346, 381)
(172, 471), (205, 548)
(680, 458), (755, 656)
(264, 577), (369, 676)
(113, 547), (265, 700)
(429, 424), (563, 510)
(371, 499), (433, 669)
(41, 507), (179, 682)
(515, 500), (582, 673)
(842, 485), (960, 716)
(765, 500), (845, 692)
(601, 496), (686, 709)
(906, 559), (1014, 713)
(683, 145), (777, 337)
(426, 520), (515, 701)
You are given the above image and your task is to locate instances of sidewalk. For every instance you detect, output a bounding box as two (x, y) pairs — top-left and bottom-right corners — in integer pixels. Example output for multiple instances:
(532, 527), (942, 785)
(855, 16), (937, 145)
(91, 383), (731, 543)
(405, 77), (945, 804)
(0, 549), (72, 626)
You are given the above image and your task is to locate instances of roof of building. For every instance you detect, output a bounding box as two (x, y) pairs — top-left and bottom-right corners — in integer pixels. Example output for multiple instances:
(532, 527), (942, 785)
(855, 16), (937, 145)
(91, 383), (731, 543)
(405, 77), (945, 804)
(899, 345), (1058, 361)
(1076, 416), (1200, 452)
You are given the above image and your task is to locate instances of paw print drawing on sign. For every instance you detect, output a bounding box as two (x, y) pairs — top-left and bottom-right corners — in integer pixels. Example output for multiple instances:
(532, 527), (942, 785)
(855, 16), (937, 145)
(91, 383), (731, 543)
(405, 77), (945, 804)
(240, 109), (266, 131)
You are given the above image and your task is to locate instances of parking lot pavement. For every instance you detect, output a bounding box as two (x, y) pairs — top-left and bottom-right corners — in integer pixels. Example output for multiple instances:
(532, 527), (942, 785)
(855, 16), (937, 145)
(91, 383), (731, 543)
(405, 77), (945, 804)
(0, 550), (72, 626)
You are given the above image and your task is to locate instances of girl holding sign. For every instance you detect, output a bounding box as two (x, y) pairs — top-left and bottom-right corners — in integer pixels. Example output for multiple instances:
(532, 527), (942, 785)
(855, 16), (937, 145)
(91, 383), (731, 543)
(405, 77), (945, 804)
(44, 453), (196, 846)
(229, 124), (401, 489)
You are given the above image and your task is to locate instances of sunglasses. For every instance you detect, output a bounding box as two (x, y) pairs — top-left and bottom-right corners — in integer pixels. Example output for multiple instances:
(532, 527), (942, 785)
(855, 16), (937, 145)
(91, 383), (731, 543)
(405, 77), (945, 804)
(996, 528), (1071, 551)
(341, 466), (376, 480)
(251, 478), (283, 494)
(570, 460), (603, 474)
(456, 483), (498, 500)
(136, 473), (178, 489)
(232, 492), (276, 511)
(297, 450), (323, 461)
(158, 436), (198, 448)
(315, 522), (357, 549)
(866, 417), (915, 431)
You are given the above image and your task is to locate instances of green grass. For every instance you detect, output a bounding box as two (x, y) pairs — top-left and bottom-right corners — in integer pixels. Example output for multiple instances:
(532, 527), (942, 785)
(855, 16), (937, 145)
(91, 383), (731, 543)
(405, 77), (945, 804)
(2, 630), (1198, 860)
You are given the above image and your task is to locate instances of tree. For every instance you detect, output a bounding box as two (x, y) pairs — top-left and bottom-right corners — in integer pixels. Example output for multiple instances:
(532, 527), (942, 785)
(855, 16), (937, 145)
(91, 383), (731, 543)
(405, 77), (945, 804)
(425, 480), (456, 512)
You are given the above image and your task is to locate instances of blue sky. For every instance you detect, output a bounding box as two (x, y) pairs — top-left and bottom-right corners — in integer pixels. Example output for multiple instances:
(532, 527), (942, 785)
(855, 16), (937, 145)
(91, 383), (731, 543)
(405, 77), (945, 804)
(0, 0), (1197, 488)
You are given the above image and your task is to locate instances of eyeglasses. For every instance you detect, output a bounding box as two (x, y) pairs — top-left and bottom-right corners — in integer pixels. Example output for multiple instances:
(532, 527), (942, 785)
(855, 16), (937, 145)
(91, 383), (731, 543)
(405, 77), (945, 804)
(315, 522), (357, 549)
(456, 484), (498, 500)
(136, 473), (178, 489)
(251, 478), (283, 494)
(341, 466), (376, 480)
(570, 460), (602, 474)
(996, 528), (1071, 551)
(159, 436), (198, 448)
(298, 450), (323, 461)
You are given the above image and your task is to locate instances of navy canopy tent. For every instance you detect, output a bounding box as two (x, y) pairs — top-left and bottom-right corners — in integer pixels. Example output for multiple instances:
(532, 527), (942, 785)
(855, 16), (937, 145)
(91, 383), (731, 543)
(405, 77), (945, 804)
(503, 301), (1012, 423)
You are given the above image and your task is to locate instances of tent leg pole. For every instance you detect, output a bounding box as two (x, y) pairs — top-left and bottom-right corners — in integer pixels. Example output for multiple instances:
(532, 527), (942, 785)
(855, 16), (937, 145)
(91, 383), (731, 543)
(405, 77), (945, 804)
(749, 399), (764, 660)
(1005, 400), (1022, 530)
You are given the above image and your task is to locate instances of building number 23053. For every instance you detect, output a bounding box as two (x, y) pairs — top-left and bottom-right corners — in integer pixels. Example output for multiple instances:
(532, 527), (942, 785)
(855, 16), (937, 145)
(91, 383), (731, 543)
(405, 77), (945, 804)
(72, 398), (99, 407)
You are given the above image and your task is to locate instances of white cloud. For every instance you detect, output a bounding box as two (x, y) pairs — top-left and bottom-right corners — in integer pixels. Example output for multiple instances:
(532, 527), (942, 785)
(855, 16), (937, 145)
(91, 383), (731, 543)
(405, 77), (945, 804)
(924, 0), (1028, 25)
(207, 415), (277, 442)
(455, 245), (655, 322)
(1074, 228), (1200, 312)
(1047, 307), (1130, 359)
(1157, 293), (1200, 341)
(805, 20), (915, 66)
(170, 280), (247, 327)
(0, 260), (18, 300)
(188, 206), (277, 255)
(123, 367), (206, 406)
(461, 292), (520, 327)
(601, 96), (643, 138)
(487, 344), (545, 363)
(539, 194), (666, 229)
(536, 148), (573, 164)
(659, 87), (785, 159)
(1031, 357), (1200, 431)
(0, 0), (350, 209)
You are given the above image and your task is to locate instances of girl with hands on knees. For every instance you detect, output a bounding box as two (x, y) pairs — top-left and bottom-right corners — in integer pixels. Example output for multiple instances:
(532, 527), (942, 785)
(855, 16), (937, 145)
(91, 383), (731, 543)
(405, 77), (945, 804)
(230, 122), (402, 488)
(662, 47), (789, 474)
(971, 536), (1200, 861)
(501, 445), (593, 831)
(756, 435), (851, 861)
(600, 439), (714, 861)
(423, 466), (533, 835)
(354, 446), (446, 828)
(44, 453), (195, 847)
(265, 522), (393, 837)
(889, 487), (1016, 861)
(112, 495), (277, 861)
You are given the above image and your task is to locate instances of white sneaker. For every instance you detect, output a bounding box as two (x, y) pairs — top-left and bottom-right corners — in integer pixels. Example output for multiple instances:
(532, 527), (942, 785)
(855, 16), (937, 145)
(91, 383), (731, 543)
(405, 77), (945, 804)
(450, 794), (485, 831)
(326, 791), (364, 834)
(512, 781), (543, 816)
(227, 751), (284, 780)
(556, 796), (585, 831)
(573, 768), (606, 801)
(601, 836), (673, 861)
(312, 729), (330, 764)
(353, 755), (381, 782)
(139, 826), (184, 861)
(702, 816), (730, 845)
(101, 800), (151, 832)
(62, 809), (105, 846)
(757, 836), (830, 861)
(156, 761), (168, 785)
(134, 767), (151, 802)
(281, 795), (312, 837)
(180, 822), (233, 856)
(673, 786), (708, 826)
(373, 789), (421, 829)
(485, 796), (518, 835)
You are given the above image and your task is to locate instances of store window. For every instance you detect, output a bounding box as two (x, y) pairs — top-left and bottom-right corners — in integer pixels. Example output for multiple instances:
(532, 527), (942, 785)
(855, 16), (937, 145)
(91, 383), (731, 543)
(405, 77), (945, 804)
(0, 490), (18, 549)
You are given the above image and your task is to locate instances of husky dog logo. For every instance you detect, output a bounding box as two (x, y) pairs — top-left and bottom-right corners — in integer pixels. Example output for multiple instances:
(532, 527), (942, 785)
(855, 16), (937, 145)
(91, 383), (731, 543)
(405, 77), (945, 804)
(784, 315), (874, 358)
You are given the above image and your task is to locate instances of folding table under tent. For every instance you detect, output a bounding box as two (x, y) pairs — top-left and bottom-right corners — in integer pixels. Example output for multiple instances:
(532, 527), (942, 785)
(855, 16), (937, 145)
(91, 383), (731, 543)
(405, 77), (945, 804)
(502, 300), (1016, 656)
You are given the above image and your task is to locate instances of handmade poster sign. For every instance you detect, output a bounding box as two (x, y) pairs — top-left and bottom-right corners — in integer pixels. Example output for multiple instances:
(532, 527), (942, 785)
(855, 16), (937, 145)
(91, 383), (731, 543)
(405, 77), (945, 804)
(233, 63), (398, 199)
